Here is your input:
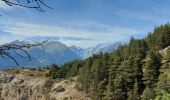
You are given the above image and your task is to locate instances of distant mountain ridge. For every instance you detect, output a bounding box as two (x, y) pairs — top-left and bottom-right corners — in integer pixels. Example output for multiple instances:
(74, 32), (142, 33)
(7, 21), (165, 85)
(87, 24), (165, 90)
(0, 40), (120, 69)
(83, 42), (121, 58)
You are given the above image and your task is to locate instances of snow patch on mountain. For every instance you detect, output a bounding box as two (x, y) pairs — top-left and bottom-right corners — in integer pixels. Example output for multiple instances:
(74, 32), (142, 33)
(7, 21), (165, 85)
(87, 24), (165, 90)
(0, 40), (120, 69)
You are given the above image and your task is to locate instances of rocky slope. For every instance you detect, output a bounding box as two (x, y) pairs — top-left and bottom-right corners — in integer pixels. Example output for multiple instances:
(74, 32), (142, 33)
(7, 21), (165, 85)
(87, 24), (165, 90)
(0, 71), (89, 100)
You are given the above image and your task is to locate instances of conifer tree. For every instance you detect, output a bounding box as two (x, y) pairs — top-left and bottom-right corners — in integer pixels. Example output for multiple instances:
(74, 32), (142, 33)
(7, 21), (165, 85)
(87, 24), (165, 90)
(142, 51), (161, 88)
(142, 87), (156, 100)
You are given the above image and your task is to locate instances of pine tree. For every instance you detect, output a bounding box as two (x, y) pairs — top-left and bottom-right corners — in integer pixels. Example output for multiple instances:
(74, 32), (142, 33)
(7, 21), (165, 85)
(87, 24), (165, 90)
(156, 63), (170, 96)
(90, 59), (103, 99)
(129, 78), (139, 100)
(142, 87), (156, 100)
(112, 76), (127, 100)
(49, 64), (59, 79)
(142, 51), (161, 88)
(54, 23), (170, 100)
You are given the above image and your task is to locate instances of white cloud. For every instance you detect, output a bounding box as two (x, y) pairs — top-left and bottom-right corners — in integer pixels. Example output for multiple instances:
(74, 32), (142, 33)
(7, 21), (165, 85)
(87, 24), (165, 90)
(0, 18), (141, 48)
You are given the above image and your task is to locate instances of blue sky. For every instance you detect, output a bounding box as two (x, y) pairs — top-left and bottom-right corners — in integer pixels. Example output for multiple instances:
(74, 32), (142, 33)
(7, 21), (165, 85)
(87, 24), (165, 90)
(0, 0), (170, 48)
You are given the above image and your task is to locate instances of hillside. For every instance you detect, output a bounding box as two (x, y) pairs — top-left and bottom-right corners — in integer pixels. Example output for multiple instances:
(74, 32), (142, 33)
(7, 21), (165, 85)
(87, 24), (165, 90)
(51, 23), (170, 100)
(0, 23), (170, 100)
(0, 69), (89, 100)
(0, 46), (169, 100)
(0, 44), (169, 100)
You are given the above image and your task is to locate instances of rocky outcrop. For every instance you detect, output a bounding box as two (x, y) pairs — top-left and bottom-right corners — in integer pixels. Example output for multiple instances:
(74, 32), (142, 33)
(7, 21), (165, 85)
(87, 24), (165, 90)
(0, 72), (53, 100)
(0, 72), (89, 100)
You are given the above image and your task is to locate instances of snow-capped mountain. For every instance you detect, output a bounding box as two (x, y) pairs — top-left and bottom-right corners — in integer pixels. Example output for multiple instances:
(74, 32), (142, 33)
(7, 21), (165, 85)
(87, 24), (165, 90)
(83, 42), (121, 58)
(0, 40), (81, 69)
(70, 46), (85, 58)
(0, 40), (120, 69)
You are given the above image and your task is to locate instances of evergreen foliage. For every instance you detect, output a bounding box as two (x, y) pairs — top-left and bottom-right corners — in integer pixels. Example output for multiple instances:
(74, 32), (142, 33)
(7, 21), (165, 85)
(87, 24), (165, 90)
(48, 23), (170, 99)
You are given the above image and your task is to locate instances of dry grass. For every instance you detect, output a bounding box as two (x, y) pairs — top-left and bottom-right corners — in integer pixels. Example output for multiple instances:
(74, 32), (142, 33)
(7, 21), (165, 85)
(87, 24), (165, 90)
(5, 68), (49, 78)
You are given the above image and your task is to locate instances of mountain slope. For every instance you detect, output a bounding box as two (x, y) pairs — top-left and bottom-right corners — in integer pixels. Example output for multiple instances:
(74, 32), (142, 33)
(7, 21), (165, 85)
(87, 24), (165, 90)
(83, 42), (120, 58)
(54, 23), (170, 100)
(0, 40), (120, 69)
(0, 40), (81, 69)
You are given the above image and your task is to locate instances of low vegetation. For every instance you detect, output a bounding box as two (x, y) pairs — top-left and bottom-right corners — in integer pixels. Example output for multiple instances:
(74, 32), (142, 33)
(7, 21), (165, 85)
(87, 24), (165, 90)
(53, 85), (65, 92)
(5, 68), (49, 77)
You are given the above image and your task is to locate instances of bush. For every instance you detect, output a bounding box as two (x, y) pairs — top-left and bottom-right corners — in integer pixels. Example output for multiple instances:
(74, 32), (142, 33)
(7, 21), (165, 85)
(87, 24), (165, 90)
(49, 64), (59, 79)
(51, 72), (57, 79)
(45, 73), (50, 77)
(67, 77), (74, 82)
(29, 68), (36, 71)
(15, 70), (20, 74)
(155, 92), (170, 100)
(63, 97), (68, 100)
(54, 85), (65, 92)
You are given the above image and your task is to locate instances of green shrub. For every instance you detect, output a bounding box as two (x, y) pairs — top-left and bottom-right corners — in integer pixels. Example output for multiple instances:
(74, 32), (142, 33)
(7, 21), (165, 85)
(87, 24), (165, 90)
(63, 97), (68, 100)
(51, 72), (56, 79)
(45, 73), (50, 77)
(49, 64), (59, 79)
(155, 92), (170, 100)
(68, 77), (74, 82)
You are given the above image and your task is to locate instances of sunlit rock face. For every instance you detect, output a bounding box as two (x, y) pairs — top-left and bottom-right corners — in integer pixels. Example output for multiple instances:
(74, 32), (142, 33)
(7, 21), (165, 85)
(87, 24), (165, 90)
(0, 72), (89, 100)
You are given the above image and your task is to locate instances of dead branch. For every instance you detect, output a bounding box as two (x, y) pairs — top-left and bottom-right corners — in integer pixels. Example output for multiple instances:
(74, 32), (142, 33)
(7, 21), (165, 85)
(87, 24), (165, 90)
(0, 41), (45, 65)
(1, 0), (52, 12)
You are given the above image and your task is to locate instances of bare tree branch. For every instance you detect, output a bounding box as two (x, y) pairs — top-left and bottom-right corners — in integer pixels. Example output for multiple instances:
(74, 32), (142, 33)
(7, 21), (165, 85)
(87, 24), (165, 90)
(0, 1), (50, 64)
(0, 41), (45, 65)
(1, 0), (52, 11)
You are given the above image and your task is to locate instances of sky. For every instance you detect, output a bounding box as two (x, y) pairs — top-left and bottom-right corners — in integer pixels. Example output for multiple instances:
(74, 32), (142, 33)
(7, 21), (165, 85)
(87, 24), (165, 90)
(0, 0), (170, 48)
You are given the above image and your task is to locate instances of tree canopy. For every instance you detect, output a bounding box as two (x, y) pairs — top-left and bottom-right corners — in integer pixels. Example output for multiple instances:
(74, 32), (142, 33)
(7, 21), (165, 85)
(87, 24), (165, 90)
(49, 23), (170, 100)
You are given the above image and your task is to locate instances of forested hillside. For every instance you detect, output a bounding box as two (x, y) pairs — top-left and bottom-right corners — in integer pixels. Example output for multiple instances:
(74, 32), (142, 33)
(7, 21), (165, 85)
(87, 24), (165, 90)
(50, 23), (170, 100)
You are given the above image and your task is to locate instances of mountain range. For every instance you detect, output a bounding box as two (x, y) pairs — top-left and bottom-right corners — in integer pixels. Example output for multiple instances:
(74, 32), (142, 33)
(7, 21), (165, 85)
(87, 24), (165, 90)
(0, 40), (120, 69)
